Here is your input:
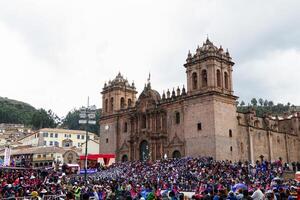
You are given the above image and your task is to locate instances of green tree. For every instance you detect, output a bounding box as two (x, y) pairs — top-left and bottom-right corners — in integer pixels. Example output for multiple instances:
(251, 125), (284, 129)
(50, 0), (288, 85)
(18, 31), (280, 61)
(62, 108), (101, 135)
(31, 109), (58, 129)
(268, 101), (274, 107)
(240, 101), (245, 107)
(258, 98), (264, 106)
(264, 100), (269, 107)
(251, 98), (258, 106)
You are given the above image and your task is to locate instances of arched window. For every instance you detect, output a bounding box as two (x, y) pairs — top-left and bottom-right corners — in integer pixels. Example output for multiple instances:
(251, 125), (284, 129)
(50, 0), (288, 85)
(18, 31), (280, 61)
(229, 129), (232, 137)
(224, 72), (229, 89)
(128, 99), (132, 107)
(172, 150), (181, 158)
(105, 99), (108, 112)
(121, 155), (128, 162)
(110, 97), (114, 111)
(120, 97), (125, 109)
(124, 122), (128, 132)
(217, 70), (221, 87)
(175, 112), (180, 124)
(202, 70), (208, 87)
(192, 72), (198, 89)
(142, 115), (146, 129)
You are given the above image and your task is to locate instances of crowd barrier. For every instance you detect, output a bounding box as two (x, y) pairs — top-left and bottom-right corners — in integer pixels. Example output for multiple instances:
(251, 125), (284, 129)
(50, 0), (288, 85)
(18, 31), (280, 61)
(0, 195), (65, 200)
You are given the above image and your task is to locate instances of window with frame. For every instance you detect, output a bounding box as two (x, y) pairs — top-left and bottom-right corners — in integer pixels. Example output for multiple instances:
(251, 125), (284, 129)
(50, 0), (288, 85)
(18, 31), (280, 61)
(81, 135), (84, 140)
(43, 132), (48, 137)
(224, 72), (229, 89)
(128, 99), (132, 107)
(175, 112), (180, 124)
(202, 70), (208, 87)
(142, 115), (146, 129)
(110, 97), (114, 111)
(54, 141), (59, 147)
(120, 97), (125, 109)
(124, 122), (128, 132)
(77, 135), (80, 139)
(105, 99), (108, 112)
(197, 123), (202, 130)
(49, 141), (53, 146)
(217, 69), (221, 87)
(50, 133), (53, 138)
(55, 133), (58, 138)
(43, 141), (47, 146)
(192, 72), (198, 90)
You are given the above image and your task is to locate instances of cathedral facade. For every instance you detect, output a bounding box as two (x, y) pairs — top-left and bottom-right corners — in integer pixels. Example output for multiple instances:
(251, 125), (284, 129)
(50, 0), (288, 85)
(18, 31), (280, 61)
(99, 39), (300, 163)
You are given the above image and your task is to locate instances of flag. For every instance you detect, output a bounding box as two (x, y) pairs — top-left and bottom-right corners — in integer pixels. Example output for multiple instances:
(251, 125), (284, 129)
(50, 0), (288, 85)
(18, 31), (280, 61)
(4, 147), (11, 166)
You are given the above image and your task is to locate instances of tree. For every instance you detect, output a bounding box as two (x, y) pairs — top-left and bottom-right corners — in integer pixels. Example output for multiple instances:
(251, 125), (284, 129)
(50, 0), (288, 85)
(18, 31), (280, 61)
(240, 101), (245, 107)
(251, 98), (258, 106)
(268, 101), (274, 107)
(31, 109), (58, 129)
(62, 109), (81, 130)
(264, 100), (269, 107)
(62, 108), (101, 135)
(259, 98), (264, 106)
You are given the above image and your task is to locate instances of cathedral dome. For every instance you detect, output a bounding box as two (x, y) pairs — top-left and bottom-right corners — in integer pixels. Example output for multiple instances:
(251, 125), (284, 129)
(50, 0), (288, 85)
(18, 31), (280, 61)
(138, 83), (161, 103)
(199, 38), (219, 53)
(110, 72), (131, 87)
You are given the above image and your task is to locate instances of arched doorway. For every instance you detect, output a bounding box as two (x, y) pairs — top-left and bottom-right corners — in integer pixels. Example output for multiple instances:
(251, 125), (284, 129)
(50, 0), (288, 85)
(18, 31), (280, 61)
(121, 154), (128, 162)
(172, 150), (181, 158)
(140, 140), (150, 161)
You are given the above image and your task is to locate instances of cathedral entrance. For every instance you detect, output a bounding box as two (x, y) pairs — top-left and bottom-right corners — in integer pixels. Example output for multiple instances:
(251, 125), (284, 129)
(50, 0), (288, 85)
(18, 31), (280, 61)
(140, 140), (150, 161)
(172, 150), (181, 158)
(121, 155), (128, 162)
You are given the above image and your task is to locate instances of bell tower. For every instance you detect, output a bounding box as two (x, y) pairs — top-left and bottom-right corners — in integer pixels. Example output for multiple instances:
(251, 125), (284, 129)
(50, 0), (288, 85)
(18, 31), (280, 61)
(184, 38), (234, 96)
(101, 72), (137, 116)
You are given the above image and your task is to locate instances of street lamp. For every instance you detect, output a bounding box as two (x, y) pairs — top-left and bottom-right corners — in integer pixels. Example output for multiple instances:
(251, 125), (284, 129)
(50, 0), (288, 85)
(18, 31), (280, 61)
(79, 97), (96, 184)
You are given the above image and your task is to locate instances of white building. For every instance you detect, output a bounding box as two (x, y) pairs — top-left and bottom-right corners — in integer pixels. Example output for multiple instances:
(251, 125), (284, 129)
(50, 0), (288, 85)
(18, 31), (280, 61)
(38, 128), (98, 148)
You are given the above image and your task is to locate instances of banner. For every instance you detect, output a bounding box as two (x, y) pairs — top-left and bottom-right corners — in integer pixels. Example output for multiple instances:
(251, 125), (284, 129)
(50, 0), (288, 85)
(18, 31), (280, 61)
(3, 147), (11, 166)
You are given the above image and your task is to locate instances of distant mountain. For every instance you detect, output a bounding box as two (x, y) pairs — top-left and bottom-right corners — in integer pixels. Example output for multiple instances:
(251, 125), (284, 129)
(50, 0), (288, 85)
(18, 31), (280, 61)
(0, 97), (37, 125)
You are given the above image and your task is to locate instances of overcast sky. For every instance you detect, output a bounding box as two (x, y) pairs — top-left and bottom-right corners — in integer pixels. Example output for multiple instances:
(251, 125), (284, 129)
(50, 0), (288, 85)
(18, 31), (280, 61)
(0, 0), (299, 117)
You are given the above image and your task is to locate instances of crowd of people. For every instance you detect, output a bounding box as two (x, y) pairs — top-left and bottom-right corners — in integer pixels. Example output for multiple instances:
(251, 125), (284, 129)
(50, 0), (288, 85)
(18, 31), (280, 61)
(0, 157), (299, 199)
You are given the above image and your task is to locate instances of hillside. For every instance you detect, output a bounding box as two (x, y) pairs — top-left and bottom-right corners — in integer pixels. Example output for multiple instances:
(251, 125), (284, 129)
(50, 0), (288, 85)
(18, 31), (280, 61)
(0, 97), (37, 125)
(0, 97), (58, 129)
(237, 98), (298, 117)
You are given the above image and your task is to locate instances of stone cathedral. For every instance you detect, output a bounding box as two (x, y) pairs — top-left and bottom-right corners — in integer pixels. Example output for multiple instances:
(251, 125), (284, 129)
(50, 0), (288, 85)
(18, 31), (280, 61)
(99, 39), (300, 163)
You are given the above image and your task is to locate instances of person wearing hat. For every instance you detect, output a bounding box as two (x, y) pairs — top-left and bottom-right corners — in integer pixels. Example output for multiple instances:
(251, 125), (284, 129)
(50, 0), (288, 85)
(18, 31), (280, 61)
(40, 188), (47, 198)
(31, 191), (42, 200)
(265, 190), (275, 200)
(251, 184), (264, 200)
(74, 186), (81, 200)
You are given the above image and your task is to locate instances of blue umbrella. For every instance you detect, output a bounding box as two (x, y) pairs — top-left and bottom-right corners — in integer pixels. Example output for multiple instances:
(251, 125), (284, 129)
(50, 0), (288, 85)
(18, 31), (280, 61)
(232, 183), (247, 192)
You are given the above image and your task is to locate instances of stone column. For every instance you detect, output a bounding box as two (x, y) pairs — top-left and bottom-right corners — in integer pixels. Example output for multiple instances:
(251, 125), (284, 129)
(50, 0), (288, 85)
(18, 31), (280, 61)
(153, 141), (157, 160)
(248, 128), (254, 164)
(285, 134), (289, 163)
(269, 133), (273, 161)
